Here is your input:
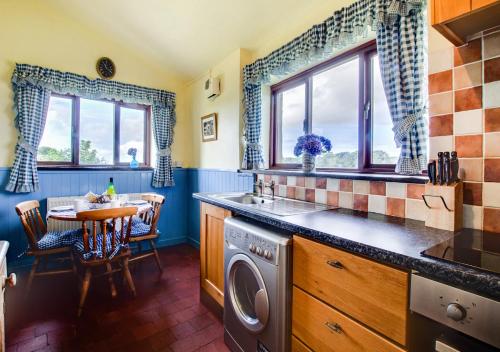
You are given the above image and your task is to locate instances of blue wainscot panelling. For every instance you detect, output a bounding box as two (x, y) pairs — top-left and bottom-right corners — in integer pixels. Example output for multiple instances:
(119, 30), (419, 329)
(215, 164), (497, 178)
(186, 169), (253, 247)
(0, 167), (189, 268)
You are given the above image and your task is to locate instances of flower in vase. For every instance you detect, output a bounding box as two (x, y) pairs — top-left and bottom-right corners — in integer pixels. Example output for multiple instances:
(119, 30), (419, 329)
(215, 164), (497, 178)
(293, 134), (332, 157)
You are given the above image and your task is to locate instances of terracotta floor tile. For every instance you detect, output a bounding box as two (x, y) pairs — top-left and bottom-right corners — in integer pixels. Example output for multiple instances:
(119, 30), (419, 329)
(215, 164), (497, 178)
(5, 245), (227, 352)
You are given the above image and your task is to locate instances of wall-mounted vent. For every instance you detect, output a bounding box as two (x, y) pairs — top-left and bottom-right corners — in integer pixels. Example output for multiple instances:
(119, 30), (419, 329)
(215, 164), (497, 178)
(204, 77), (220, 99)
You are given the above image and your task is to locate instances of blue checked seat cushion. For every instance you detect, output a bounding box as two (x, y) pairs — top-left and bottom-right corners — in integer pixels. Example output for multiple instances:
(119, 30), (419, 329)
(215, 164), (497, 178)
(73, 231), (127, 260)
(127, 216), (151, 237)
(36, 228), (83, 250)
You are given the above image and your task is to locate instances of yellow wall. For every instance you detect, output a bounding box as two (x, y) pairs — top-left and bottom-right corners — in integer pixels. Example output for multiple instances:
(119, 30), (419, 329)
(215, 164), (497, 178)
(0, 0), (191, 167)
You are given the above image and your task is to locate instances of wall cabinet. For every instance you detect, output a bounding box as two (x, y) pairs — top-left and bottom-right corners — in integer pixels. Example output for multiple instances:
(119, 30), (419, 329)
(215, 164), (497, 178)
(199, 202), (231, 308)
(432, 0), (500, 46)
(292, 236), (409, 351)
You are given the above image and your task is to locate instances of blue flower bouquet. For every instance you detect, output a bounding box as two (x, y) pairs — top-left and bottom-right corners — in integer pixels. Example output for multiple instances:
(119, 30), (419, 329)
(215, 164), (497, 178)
(294, 134), (332, 172)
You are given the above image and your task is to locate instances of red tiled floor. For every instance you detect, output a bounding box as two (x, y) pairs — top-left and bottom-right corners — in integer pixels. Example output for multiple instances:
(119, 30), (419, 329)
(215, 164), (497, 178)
(5, 245), (229, 352)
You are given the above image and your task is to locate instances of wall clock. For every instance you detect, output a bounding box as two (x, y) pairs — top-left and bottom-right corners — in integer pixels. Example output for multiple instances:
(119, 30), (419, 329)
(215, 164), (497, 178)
(96, 57), (116, 80)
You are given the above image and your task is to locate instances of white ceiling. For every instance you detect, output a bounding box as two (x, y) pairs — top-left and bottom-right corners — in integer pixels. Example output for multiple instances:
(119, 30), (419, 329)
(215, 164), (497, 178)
(48, 0), (355, 81)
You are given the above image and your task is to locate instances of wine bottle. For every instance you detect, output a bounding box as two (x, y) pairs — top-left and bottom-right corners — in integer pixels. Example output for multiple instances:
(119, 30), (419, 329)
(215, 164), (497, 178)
(107, 177), (116, 198)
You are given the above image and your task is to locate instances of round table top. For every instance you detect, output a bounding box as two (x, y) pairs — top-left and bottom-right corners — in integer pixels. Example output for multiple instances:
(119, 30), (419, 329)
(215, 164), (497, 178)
(47, 202), (152, 221)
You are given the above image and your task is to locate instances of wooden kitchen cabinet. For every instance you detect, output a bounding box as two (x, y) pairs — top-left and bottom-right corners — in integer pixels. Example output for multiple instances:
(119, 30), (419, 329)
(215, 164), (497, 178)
(199, 202), (231, 308)
(292, 236), (409, 351)
(432, 0), (500, 46)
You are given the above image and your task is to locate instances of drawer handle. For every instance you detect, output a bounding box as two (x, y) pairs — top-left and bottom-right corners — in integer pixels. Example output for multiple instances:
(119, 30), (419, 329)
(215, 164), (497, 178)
(326, 260), (343, 269)
(325, 322), (343, 334)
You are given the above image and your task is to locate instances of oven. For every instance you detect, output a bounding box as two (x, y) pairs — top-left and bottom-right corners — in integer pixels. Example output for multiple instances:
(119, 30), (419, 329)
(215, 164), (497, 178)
(409, 274), (500, 352)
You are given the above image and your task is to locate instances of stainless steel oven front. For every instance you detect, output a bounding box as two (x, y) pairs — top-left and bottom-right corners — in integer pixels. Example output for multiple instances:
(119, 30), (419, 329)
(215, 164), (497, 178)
(409, 274), (500, 352)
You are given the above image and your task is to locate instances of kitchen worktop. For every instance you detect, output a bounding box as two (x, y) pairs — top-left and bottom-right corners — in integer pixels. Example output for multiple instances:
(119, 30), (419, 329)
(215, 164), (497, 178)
(193, 193), (500, 300)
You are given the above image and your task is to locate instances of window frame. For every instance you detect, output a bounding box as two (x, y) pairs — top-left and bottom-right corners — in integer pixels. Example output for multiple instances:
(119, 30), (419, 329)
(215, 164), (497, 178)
(38, 93), (151, 168)
(270, 40), (396, 173)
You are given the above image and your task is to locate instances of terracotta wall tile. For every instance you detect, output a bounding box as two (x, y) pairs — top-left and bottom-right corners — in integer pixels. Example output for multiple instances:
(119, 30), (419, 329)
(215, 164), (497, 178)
(370, 181), (386, 196)
(485, 133), (500, 157)
(386, 198), (406, 218)
(485, 57), (500, 84)
(485, 108), (500, 132)
(455, 87), (482, 112)
(429, 70), (452, 94)
(429, 92), (453, 116)
(339, 179), (353, 192)
(463, 182), (482, 206)
(286, 186), (296, 199)
(315, 178), (327, 189)
(353, 194), (369, 212)
(296, 177), (305, 187)
(454, 39), (482, 67)
(483, 208), (500, 233)
(264, 175), (271, 182)
(484, 159), (500, 182)
(455, 135), (483, 158)
(278, 176), (287, 185)
(407, 184), (425, 199)
(453, 62), (482, 89)
(459, 158), (483, 182)
(429, 115), (453, 136)
(327, 191), (339, 206)
(484, 31), (500, 59)
(305, 189), (315, 202)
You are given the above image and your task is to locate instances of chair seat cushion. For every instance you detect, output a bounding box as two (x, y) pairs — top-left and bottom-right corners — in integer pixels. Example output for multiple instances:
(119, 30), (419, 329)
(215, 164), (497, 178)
(73, 232), (125, 260)
(128, 217), (151, 237)
(37, 228), (83, 250)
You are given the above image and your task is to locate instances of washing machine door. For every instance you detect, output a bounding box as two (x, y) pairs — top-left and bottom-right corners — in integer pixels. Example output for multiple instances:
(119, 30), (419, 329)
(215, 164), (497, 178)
(227, 253), (270, 334)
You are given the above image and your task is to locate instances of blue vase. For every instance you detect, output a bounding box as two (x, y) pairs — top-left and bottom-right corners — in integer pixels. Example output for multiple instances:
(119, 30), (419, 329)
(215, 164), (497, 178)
(130, 156), (139, 169)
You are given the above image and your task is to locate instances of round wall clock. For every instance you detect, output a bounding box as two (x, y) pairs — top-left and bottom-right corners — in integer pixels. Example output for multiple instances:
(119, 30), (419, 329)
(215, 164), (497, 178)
(96, 57), (116, 80)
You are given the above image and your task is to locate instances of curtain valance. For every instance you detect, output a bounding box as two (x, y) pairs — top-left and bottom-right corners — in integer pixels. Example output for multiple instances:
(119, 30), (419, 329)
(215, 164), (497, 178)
(242, 0), (427, 174)
(12, 64), (176, 109)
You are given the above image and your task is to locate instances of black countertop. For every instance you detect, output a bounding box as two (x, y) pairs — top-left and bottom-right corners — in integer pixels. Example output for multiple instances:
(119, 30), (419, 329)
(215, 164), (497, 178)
(193, 193), (500, 300)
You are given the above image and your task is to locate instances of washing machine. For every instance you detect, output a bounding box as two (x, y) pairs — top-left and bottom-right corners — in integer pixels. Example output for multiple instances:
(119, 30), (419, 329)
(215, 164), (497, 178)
(223, 217), (292, 352)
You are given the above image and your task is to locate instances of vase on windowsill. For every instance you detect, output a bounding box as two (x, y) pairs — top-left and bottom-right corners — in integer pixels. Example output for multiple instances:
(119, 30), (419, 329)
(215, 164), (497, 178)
(302, 152), (316, 173)
(129, 156), (139, 169)
(294, 134), (332, 174)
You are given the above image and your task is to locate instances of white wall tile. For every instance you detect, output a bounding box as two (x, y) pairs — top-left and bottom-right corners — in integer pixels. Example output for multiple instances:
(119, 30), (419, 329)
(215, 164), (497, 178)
(454, 109), (483, 135)
(406, 199), (426, 221)
(483, 183), (500, 207)
(326, 178), (339, 191)
(278, 185), (287, 198)
(353, 180), (370, 194)
(463, 204), (483, 230)
(429, 136), (454, 159)
(305, 177), (316, 189)
(386, 183), (407, 198)
(271, 175), (280, 183)
(295, 187), (305, 201)
(429, 47), (453, 74)
(485, 133), (500, 157)
(484, 81), (500, 109)
(368, 195), (386, 214)
(287, 176), (296, 186)
(339, 192), (353, 209)
(315, 189), (327, 204)
(257, 174), (264, 181)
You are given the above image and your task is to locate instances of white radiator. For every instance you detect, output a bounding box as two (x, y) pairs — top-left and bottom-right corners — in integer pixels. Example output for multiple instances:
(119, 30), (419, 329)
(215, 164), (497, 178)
(46, 193), (143, 232)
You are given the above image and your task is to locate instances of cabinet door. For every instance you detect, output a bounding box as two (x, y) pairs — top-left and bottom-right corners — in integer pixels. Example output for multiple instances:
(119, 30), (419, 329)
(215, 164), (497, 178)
(200, 202), (231, 307)
(472, 0), (498, 9)
(433, 0), (471, 23)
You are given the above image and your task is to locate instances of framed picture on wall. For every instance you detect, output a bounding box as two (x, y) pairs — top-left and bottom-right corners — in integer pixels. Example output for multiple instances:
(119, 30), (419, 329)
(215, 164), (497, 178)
(201, 113), (218, 142)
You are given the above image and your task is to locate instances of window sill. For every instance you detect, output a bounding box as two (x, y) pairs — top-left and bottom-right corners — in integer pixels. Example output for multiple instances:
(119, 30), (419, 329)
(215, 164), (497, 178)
(38, 165), (154, 171)
(238, 169), (427, 184)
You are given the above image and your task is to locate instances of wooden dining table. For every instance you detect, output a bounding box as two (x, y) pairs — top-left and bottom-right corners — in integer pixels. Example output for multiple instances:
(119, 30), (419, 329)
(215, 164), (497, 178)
(47, 201), (153, 222)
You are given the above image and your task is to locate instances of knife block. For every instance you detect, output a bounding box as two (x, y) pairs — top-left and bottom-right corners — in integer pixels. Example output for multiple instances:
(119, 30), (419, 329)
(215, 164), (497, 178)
(423, 182), (463, 232)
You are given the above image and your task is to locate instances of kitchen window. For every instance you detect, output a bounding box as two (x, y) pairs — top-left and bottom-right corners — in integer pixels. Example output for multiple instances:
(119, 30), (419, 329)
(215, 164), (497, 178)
(270, 41), (399, 172)
(38, 94), (151, 167)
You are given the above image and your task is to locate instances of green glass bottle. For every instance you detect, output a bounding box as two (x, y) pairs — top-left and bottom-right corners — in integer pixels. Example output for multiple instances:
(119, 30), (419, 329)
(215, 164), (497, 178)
(107, 177), (116, 197)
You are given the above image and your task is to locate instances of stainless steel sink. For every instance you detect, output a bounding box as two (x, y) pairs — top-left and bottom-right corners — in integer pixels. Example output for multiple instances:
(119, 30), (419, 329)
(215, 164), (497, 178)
(222, 194), (274, 205)
(214, 193), (333, 216)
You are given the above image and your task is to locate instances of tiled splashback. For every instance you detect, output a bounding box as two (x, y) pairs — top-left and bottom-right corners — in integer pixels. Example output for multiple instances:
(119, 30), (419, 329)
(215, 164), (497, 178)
(256, 29), (500, 233)
(428, 28), (500, 233)
(257, 174), (428, 222)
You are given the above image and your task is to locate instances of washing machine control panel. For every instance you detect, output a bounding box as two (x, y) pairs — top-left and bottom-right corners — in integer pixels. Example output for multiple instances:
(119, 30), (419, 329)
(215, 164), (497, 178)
(225, 228), (279, 264)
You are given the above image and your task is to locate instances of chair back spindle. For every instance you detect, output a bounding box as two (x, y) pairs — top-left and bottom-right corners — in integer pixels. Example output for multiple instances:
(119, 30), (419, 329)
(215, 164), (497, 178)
(140, 194), (165, 235)
(15, 200), (47, 251)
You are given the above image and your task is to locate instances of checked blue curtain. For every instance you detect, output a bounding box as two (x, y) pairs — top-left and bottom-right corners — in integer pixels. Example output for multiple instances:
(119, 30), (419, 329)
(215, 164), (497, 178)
(242, 0), (427, 174)
(6, 64), (176, 192)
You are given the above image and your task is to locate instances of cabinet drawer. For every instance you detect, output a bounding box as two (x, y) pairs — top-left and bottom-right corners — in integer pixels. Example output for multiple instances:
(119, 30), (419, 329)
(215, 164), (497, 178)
(293, 287), (405, 352)
(293, 236), (408, 345)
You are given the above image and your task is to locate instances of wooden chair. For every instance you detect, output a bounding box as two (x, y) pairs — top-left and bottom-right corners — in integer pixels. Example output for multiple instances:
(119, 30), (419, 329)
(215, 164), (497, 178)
(74, 207), (138, 317)
(128, 194), (165, 272)
(15, 200), (77, 296)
